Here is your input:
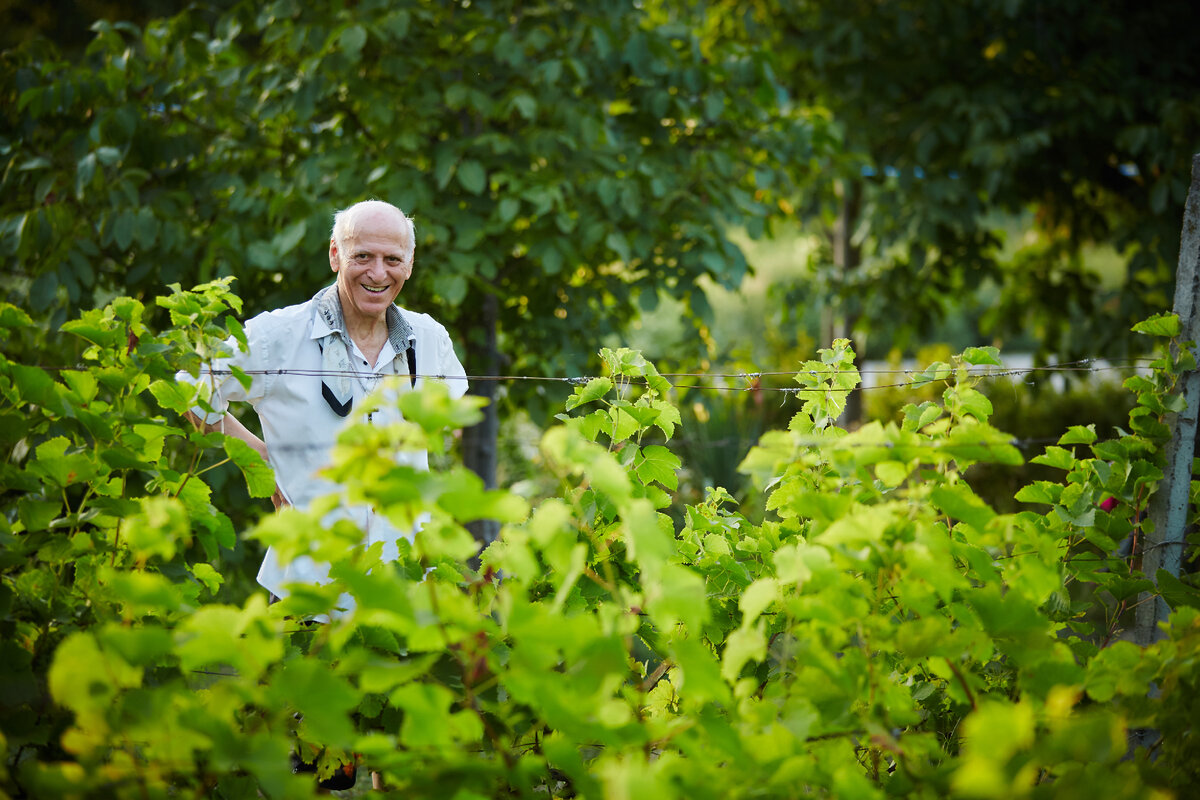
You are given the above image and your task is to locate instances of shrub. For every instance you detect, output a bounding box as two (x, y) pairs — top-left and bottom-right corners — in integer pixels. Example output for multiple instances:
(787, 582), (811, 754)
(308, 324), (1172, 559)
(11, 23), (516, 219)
(1, 288), (1197, 798)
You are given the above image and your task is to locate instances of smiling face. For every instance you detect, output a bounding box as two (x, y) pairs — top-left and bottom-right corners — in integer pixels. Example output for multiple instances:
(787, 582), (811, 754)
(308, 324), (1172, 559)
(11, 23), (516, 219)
(328, 208), (414, 331)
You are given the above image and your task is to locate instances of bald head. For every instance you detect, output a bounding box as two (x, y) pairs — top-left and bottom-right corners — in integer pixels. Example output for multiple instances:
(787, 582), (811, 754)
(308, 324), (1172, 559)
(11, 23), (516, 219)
(331, 200), (416, 262)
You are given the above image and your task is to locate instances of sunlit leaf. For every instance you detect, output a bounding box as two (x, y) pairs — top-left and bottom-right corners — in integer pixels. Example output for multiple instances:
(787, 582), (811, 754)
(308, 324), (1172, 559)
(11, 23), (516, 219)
(223, 437), (275, 498)
(565, 377), (612, 410)
(635, 445), (680, 490)
(720, 623), (766, 682)
(1132, 313), (1181, 338)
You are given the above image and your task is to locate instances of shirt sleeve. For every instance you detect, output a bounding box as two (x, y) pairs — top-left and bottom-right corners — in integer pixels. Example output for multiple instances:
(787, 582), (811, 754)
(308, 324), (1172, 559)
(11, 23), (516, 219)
(436, 326), (469, 400)
(175, 315), (272, 423)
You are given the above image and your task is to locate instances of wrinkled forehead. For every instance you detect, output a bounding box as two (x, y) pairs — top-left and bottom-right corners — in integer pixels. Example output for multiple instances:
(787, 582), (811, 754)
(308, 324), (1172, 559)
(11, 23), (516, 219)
(341, 230), (411, 257)
(340, 210), (412, 248)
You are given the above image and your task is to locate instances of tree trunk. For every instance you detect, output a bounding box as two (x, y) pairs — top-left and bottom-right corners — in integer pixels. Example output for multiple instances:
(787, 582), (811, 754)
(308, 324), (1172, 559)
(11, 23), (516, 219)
(462, 289), (501, 549)
(827, 178), (863, 427)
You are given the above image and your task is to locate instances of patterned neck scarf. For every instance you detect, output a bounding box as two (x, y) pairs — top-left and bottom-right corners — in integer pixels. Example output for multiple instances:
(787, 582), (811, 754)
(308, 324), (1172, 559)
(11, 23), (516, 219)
(313, 285), (414, 417)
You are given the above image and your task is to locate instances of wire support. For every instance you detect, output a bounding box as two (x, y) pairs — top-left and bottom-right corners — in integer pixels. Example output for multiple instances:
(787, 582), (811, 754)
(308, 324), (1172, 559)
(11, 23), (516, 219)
(27, 357), (1153, 387)
(249, 433), (1069, 454)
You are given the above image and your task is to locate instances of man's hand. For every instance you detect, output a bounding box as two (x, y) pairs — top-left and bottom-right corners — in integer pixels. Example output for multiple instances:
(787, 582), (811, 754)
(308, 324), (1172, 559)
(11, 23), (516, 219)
(271, 485), (290, 511)
(185, 410), (286, 509)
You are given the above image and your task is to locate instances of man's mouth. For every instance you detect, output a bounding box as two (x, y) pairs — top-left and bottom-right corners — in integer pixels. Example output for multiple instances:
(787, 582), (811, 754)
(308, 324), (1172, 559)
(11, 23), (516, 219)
(362, 284), (389, 294)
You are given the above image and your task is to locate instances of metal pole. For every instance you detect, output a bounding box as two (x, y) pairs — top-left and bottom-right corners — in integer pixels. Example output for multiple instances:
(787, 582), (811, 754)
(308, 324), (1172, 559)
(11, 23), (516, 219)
(1135, 153), (1200, 646)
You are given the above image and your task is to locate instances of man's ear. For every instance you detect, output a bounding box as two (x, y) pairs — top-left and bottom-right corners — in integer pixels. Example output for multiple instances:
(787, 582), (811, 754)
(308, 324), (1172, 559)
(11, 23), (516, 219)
(328, 239), (340, 272)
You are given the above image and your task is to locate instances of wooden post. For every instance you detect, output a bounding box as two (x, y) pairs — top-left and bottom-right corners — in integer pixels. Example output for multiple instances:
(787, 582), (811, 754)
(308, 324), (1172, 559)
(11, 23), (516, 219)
(1135, 153), (1200, 646)
(463, 289), (501, 550)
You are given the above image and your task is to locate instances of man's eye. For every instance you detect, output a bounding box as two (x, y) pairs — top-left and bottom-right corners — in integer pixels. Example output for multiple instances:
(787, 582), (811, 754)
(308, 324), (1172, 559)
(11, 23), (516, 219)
(386, 257), (402, 265)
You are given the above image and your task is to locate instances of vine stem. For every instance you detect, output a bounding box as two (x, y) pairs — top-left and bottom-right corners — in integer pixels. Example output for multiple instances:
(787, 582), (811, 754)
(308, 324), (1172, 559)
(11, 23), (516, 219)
(174, 385), (215, 499)
(173, 443), (205, 500)
(944, 657), (977, 711)
(583, 566), (614, 593)
(111, 519), (123, 568)
(648, 718), (696, 750)
(641, 658), (673, 692)
(426, 578), (514, 769)
(1100, 597), (1128, 648)
(193, 457), (231, 477)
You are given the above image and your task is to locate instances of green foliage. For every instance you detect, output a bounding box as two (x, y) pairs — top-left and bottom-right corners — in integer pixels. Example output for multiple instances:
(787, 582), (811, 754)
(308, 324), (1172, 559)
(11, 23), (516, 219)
(864, 346), (1139, 514)
(3, 286), (1198, 798)
(741, 0), (1200, 360)
(0, 0), (813, 387)
(1, 0), (821, 533)
(0, 280), (270, 791)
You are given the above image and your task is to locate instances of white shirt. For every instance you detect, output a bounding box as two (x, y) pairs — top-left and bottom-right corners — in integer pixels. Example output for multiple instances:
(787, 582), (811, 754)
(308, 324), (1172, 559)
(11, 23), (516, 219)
(180, 291), (468, 605)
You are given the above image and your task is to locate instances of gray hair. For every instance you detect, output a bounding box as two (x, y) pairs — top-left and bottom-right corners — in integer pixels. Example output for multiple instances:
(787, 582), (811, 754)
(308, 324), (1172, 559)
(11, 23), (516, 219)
(330, 200), (416, 259)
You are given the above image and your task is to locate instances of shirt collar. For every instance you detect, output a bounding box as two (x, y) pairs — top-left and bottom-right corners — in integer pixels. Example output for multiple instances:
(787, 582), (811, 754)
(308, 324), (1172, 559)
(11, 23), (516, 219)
(309, 285), (415, 350)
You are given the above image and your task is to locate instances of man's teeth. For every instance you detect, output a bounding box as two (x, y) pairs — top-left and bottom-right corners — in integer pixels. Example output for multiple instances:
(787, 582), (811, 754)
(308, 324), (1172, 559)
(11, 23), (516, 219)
(362, 285), (388, 293)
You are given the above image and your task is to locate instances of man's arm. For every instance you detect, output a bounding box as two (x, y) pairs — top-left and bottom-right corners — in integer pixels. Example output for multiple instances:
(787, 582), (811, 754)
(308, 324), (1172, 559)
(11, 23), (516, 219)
(184, 410), (266, 458)
(183, 410), (288, 510)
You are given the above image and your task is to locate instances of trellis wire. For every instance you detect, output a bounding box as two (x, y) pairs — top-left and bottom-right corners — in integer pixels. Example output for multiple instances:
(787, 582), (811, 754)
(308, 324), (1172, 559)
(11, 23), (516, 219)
(21, 357), (1154, 454)
(30, 355), (1155, 395)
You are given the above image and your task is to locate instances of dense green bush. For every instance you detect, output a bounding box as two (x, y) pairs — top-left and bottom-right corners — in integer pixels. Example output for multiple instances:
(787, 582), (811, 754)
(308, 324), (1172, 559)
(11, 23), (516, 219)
(863, 349), (1138, 514)
(1, 287), (1198, 798)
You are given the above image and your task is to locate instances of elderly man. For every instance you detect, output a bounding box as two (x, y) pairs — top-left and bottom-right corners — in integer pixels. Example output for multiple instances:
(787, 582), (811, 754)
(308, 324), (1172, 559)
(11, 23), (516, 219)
(184, 199), (468, 607)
